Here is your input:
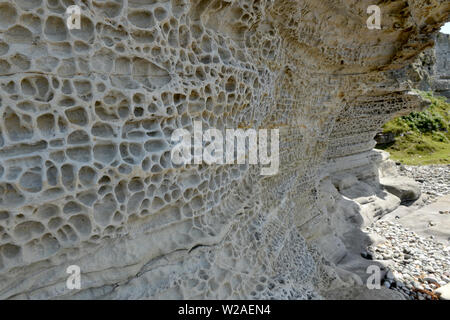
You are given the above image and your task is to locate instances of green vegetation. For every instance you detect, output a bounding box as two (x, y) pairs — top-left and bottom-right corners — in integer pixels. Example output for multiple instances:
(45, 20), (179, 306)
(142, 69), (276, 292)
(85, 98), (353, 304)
(378, 91), (450, 165)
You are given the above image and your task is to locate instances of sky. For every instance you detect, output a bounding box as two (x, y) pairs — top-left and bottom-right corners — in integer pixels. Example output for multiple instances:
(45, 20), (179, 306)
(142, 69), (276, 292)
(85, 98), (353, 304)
(440, 22), (450, 34)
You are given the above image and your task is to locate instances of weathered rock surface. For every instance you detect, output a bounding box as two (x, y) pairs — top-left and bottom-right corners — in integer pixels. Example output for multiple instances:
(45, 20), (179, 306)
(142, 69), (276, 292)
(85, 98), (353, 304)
(323, 285), (406, 300)
(380, 177), (421, 202)
(0, 0), (449, 299)
(432, 32), (450, 100)
(382, 194), (450, 244)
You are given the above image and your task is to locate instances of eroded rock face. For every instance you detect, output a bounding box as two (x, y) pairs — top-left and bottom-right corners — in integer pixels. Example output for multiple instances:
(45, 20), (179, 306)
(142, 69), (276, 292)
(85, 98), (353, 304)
(0, 0), (448, 299)
(432, 32), (450, 100)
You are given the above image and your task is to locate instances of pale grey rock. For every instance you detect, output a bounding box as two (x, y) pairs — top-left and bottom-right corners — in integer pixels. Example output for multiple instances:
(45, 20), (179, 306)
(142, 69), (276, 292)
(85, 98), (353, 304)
(364, 219), (450, 300)
(431, 33), (450, 101)
(378, 153), (422, 202)
(380, 177), (421, 202)
(382, 194), (450, 244)
(0, 0), (448, 300)
(436, 283), (450, 300)
(323, 285), (406, 300)
(398, 164), (450, 204)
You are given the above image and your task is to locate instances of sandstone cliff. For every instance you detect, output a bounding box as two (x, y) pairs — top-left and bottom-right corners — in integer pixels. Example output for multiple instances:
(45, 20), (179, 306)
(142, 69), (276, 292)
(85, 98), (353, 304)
(432, 32), (450, 99)
(0, 0), (449, 299)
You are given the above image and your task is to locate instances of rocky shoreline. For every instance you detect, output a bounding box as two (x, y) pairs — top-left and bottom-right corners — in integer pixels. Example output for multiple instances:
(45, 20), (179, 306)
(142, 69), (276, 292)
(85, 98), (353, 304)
(398, 164), (450, 204)
(364, 164), (450, 300)
(365, 221), (450, 300)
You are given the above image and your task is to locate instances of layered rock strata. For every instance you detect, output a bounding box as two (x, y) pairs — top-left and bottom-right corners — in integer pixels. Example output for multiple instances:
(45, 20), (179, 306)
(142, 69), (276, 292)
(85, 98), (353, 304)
(432, 32), (450, 100)
(0, 0), (449, 299)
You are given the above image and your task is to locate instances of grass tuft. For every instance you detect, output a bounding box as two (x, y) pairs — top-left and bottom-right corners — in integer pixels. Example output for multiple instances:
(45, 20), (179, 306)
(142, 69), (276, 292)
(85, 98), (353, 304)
(378, 91), (450, 165)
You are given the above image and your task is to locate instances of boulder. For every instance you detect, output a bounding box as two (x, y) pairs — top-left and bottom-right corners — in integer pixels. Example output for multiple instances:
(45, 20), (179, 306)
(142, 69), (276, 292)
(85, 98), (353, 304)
(374, 132), (395, 145)
(380, 176), (422, 202)
(436, 283), (450, 300)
